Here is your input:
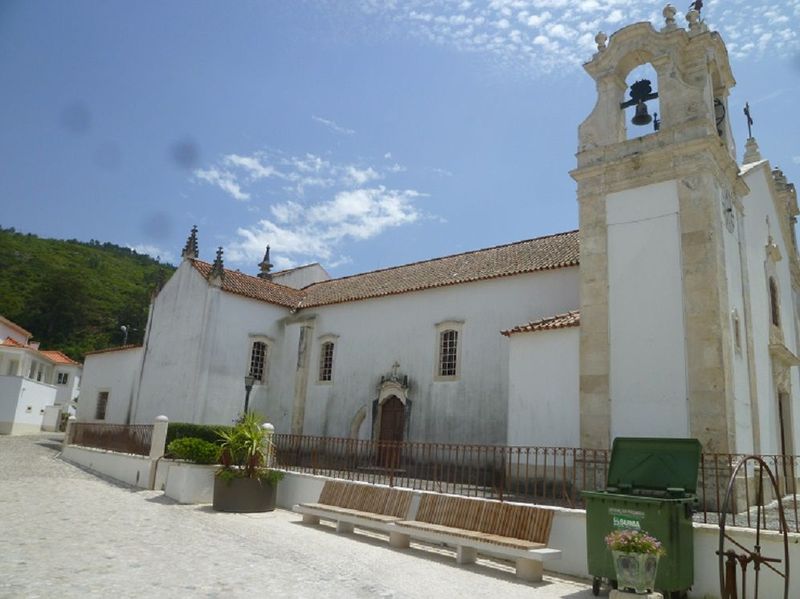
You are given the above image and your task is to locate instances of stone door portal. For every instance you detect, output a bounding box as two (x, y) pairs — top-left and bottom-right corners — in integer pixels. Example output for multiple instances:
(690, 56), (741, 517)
(378, 395), (404, 469)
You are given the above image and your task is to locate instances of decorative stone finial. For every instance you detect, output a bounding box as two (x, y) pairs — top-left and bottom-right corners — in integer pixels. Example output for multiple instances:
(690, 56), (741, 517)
(210, 246), (225, 283)
(257, 245), (274, 280)
(662, 4), (677, 31)
(686, 9), (706, 34)
(742, 137), (762, 164)
(181, 225), (199, 259)
(595, 31), (607, 52)
(773, 168), (788, 191)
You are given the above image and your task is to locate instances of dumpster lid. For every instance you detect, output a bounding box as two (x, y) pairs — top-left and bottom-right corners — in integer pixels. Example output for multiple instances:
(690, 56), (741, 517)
(607, 437), (702, 494)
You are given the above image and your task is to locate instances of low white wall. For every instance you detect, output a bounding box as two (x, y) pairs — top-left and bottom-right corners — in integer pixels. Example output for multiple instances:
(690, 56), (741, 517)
(161, 461), (217, 504)
(61, 445), (154, 489)
(42, 405), (61, 432)
(0, 376), (56, 434)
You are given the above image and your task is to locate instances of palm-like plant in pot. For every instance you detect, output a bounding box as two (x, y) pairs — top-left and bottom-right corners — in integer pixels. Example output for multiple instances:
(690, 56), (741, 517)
(212, 412), (283, 513)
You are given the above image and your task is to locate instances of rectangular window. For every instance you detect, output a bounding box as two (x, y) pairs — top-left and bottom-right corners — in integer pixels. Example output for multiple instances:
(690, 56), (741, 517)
(57, 372), (69, 385)
(95, 391), (109, 420)
(439, 329), (459, 377)
(319, 341), (334, 382)
(249, 341), (267, 383)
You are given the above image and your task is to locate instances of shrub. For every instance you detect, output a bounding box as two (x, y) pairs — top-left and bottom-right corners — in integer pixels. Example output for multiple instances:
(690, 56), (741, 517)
(166, 422), (232, 446)
(217, 412), (283, 483)
(167, 437), (220, 465)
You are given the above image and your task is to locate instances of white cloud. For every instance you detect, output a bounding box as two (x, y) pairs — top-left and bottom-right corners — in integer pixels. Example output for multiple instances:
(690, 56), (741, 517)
(344, 165), (380, 185)
(194, 167), (250, 201)
(312, 115), (355, 135)
(196, 147), (428, 268)
(341, 0), (799, 73)
(223, 154), (277, 180)
(228, 187), (424, 265)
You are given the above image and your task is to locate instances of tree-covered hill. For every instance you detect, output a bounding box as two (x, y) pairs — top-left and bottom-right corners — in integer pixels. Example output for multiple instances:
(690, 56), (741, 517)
(0, 227), (175, 361)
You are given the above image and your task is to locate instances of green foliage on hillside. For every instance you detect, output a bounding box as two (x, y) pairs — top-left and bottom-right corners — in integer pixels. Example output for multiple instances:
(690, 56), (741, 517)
(0, 226), (175, 361)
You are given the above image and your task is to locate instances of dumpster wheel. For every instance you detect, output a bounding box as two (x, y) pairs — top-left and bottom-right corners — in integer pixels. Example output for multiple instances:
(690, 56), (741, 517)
(717, 455), (790, 599)
(590, 577), (616, 596)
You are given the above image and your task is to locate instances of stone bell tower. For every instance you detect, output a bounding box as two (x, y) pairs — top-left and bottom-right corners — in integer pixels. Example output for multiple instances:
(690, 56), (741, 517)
(571, 6), (749, 452)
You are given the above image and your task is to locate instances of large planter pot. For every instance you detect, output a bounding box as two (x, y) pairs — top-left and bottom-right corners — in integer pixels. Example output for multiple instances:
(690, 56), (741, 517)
(212, 475), (278, 513)
(612, 551), (660, 594)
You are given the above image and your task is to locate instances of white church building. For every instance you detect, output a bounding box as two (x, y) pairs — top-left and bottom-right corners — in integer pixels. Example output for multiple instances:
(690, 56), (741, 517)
(78, 10), (799, 458)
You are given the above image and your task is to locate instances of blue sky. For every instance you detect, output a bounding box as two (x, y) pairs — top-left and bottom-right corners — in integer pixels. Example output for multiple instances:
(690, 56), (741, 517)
(1, 0), (798, 276)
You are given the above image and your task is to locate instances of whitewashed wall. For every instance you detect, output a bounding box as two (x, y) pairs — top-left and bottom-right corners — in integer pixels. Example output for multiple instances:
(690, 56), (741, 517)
(298, 267), (579, 444)
(721, 187), (755, 454)
(507, 326), (579, 447)
(271, 263), (329, 289)
(133, 262), (293, 426)
(741, 164), (800, 455)
(606, 180), (690, 439)
(53, 365), (81, 408)
(78, 347), (143, 424)
(0, 322), (28, 345)
(0, 376), (56, 434)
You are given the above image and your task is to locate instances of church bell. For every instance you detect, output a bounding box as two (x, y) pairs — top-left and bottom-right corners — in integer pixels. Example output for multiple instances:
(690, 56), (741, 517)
(631, 100), (652, 126)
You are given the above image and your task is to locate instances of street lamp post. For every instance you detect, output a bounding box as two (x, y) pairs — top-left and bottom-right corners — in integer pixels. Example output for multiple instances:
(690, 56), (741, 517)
(243, 374), (255, 413)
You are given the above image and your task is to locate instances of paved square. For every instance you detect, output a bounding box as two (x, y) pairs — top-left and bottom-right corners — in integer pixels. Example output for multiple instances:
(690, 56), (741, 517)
(0, 435), (595, 598)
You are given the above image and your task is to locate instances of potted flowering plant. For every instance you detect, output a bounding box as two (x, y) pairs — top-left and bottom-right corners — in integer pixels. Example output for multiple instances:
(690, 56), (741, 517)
(605, 529), (665, 594)
(212, 412), (284, 513)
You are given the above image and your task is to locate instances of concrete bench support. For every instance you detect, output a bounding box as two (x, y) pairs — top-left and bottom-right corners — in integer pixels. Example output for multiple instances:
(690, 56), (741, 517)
(516, 558), (544, 582)
(336, 521), (355, 534)
(302, 514), (320, 525)
(389, 531), (410, 549)
(457, 546), (478, 565)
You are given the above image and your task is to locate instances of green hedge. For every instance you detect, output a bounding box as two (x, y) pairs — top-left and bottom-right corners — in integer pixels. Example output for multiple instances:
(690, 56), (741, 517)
(166, 422), (233, 446)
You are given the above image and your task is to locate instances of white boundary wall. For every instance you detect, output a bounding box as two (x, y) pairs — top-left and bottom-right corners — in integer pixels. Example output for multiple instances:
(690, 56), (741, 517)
(61, 445), (154, 489)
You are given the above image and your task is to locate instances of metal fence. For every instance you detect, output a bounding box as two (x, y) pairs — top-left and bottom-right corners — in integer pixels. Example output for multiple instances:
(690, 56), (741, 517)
(272, 434), (800, 533)
(69, 422), (154, 456)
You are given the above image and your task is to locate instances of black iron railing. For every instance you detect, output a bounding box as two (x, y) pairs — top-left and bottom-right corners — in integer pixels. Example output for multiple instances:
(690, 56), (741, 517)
(69, 422), (154, 456)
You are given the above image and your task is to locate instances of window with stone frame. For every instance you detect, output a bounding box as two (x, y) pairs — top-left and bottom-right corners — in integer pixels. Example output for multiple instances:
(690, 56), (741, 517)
(249, 341), (267, 383)
(57, 372), (69, 385)
(438, 329), (459, 377)
(319, 341), (335, 382)
(95, 391), (109, 420)
(769, 277), (780, 327)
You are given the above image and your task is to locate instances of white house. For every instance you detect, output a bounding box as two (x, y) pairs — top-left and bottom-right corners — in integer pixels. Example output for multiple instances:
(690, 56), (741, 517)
(78, 12), (799, 457)
(0, 316), (82, 434)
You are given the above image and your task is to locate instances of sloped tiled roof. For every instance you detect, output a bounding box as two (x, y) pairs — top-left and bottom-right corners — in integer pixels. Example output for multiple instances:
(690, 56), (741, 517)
(2, 336), (24, 347)
(192, 261), (305, 308)
(299, 230), (579, 308)
(501, 310), (581, 336)
(188, 230), (579, 310)
(39, 350), (80, 366)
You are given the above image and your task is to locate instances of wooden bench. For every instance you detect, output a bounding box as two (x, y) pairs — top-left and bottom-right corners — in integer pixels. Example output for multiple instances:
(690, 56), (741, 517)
(293, 480), (414, 538)
(390, 493), (561, 582)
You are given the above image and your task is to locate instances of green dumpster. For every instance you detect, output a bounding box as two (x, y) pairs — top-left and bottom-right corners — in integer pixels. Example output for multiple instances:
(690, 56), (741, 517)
(583, 437), (701, 598)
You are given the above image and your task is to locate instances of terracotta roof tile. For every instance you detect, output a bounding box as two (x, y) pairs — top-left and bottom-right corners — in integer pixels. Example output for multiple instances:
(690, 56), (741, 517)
(191, 261), (305, 308)
(84, 345), (142, 357)
(501, 310), (580, 336)
(39, 350), (80, 365)
(2, 336), (25, 347)
(299, 230), (579, 308)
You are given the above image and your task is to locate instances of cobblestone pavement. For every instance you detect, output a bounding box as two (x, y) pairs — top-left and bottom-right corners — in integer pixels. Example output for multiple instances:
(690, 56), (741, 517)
(0, 435), (595, 599)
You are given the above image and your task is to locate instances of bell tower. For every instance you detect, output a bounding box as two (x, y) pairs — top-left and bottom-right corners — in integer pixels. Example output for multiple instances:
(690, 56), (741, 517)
(571, 6), (748, 452)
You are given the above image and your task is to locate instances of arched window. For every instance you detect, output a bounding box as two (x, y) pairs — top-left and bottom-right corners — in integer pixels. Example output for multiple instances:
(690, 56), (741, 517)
(769, 278), (780, 327)
(249, 341), (267, 383)
(318, 340), (335, 382)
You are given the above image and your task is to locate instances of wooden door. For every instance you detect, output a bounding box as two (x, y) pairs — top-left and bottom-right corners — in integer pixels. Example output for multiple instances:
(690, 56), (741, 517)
(378, 396), (404, 469)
